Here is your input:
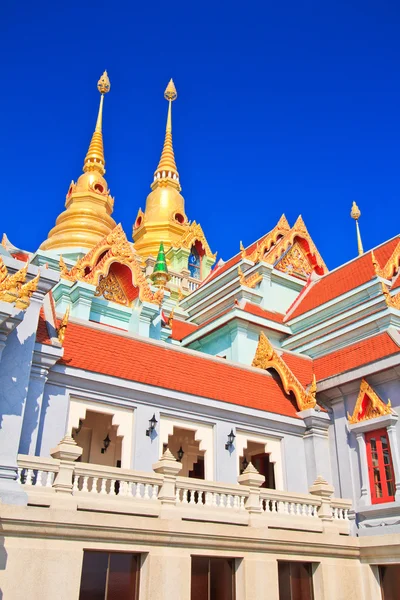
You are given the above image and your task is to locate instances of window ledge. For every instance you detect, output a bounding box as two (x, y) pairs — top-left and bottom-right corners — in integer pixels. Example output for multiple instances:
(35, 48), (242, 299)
(348, 413), (398, 434)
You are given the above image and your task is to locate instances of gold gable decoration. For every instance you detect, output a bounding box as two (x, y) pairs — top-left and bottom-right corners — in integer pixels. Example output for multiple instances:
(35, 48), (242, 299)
(275, 242), (312, 279)
(59, 224), (164, 306)
(347, 379), (392, 425)
(94, 271), (129, 306)
(252, 331), (317, 411)
(178, 221), (216, 260)
(0, 258), (39, 310)
(241, 215), (327, 276)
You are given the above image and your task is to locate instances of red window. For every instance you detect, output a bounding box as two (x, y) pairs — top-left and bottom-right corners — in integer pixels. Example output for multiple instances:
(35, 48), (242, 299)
(365, 429), (396, 504)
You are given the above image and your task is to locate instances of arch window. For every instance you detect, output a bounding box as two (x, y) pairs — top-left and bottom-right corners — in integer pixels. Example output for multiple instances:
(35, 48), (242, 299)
(188, 246), (201, 280)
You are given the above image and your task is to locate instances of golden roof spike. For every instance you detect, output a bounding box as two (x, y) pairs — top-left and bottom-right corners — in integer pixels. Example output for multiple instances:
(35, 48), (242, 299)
(351, 201), (364, 256)
(152, 79), (180, 190)
(83, 71), (111, 176)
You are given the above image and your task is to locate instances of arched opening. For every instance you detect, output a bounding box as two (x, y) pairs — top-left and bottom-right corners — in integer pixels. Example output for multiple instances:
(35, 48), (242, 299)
(72, 410), (123, 468)
(165, 426), (205, 479)
(188, 241), (205, 280)
(239, 440), (275, 489)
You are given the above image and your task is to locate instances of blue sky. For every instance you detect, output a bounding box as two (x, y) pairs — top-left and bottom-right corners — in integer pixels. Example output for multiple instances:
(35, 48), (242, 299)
(1, 0), (399, 269)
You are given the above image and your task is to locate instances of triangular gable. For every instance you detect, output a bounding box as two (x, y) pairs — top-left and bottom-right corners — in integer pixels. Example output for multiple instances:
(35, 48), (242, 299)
(274, 241), (313, 280)
(347, 378), (392, 424)
(60, 224), (163, 306)
(177, 221), (216, 260)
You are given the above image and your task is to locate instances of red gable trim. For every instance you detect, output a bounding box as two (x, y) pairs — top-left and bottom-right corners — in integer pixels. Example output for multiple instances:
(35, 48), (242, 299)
(314, 332), (400, 381)
(61, 321), (299, 418)
(287, 237), (400, 321)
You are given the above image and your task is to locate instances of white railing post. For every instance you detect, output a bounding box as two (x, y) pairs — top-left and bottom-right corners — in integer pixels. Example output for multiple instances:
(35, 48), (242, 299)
(237, 463), (265, 514)
(50, 435), (82, 495)
(309, 475), (334, 523)
(152, 449), (182, 506)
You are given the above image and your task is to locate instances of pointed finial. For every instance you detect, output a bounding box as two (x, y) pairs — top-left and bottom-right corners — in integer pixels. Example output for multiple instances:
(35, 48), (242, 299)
(152, 79), (180, 190)
(351, 201), (364, 256)
(83, 71), (111, 175)
(151, 242), (171, 288)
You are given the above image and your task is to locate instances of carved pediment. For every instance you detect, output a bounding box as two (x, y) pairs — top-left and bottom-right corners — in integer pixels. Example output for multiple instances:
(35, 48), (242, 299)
(275, 242), (313, 279)
(347, 379), (392, 424)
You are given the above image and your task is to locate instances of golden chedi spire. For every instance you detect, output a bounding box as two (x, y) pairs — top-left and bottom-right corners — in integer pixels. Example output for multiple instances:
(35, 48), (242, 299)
(40, 71), (117, 253)
(133, 79), (188, 259)
(351, 201), (364, 256)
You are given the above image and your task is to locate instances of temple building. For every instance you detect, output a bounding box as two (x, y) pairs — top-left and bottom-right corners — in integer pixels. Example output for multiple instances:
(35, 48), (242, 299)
(0, 72), (399, 600)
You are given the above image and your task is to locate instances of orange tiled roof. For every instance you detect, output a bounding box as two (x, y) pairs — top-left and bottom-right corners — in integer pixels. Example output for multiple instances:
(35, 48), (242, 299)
(241, 302), (285, 324)
(36, 309), (52, 345)
(60, 321), (299, 418)
(287, 237), (400, 321)
(314, 332), (400, 380)
(170, 319), (198, 341)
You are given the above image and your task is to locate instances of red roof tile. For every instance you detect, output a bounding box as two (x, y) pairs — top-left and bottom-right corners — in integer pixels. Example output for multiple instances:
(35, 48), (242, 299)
(241, 302), (285, 324)
(287, 237), (400, 320)
(170, 319), (198, 341)
(36, 309), (52, 345)
(314, 332), (400, 380)
(60, 321), (299, 418)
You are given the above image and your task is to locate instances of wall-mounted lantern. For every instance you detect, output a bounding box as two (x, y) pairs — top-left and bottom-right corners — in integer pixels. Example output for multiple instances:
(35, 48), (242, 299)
(177, 446), (184, 462)
(146, 414), (158, 437)
(225, 429), (236, 450)
(241, 457), (249, 473)
(101, 433), (111, 454)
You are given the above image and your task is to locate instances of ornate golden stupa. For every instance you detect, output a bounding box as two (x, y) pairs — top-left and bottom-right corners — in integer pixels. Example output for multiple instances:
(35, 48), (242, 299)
(40, 71), (117, 253)
(132, 79), (189, 259)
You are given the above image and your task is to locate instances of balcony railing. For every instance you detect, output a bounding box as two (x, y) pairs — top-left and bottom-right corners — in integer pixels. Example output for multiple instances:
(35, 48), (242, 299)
(17, 447), (351, 535)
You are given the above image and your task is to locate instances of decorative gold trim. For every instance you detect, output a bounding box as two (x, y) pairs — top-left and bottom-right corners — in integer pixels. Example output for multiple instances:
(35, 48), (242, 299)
(347, 378), (392, 424)
(0, 262), (38, 310)
(381, 282), (400, 310)
(274, 241), (312, 279)
(0, 256), (8, 284)
(372, 242), (400, 281)
(94, 271), (129, 306)
(238, 266), (262, 288)
(59, 224), (163, 306)
(178, 221), (216, 260)
(252, 332), (316, 411)
(14, 273), (39, 309)
(58, 306), (70, 345)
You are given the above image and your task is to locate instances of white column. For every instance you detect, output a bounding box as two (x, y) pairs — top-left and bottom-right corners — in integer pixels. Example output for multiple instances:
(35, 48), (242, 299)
(355, 432), (371, 506)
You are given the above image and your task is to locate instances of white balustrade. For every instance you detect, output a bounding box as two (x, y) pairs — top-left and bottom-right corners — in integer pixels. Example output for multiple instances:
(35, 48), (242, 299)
(331, 503), (350, 521)
(17, 454), (59, 489)
(175, 477), (247, 511)
(260, 490), (320, 518)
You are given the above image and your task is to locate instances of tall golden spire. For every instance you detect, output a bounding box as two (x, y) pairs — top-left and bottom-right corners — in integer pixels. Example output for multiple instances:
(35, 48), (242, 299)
(351, 201), (364, 256)
(152, 79), (180, 191)
(40, 71), (116, 252)
(83, 71), (110, 175)
(133, 79), (188, 259)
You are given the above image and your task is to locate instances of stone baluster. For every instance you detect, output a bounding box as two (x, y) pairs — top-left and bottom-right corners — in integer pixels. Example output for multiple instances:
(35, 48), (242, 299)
(237, 463), (265, 514)
(152, 449), (182, 516)
(50, 435), (82, 496)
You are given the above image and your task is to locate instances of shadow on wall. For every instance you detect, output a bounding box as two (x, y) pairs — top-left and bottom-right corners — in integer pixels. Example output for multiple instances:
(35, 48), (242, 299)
(0, 536), (8, 600)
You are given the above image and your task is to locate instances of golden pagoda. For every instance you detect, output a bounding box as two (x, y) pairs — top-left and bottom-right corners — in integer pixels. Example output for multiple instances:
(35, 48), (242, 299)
(40, 71), (117, 253)
(132, 79), (189, 259)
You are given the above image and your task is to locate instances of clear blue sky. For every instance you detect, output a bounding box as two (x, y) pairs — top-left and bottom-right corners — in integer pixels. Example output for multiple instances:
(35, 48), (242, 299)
(1, 0), (399, 269)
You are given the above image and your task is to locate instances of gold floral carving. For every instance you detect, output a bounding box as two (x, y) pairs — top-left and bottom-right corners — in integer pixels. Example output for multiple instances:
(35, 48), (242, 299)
(275, 242), (312, 279)
(246, 216), (290, 263)
(94, 271), (128, 306)
(252, 331), (317, 411)
(57, 306), (70, 345)
(238, 266), (262, 288)
(58, 224), (163, 306)
(0, 261), (38, 310)
(347, 378), (392, 424)
(178, 221), (216, 260)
